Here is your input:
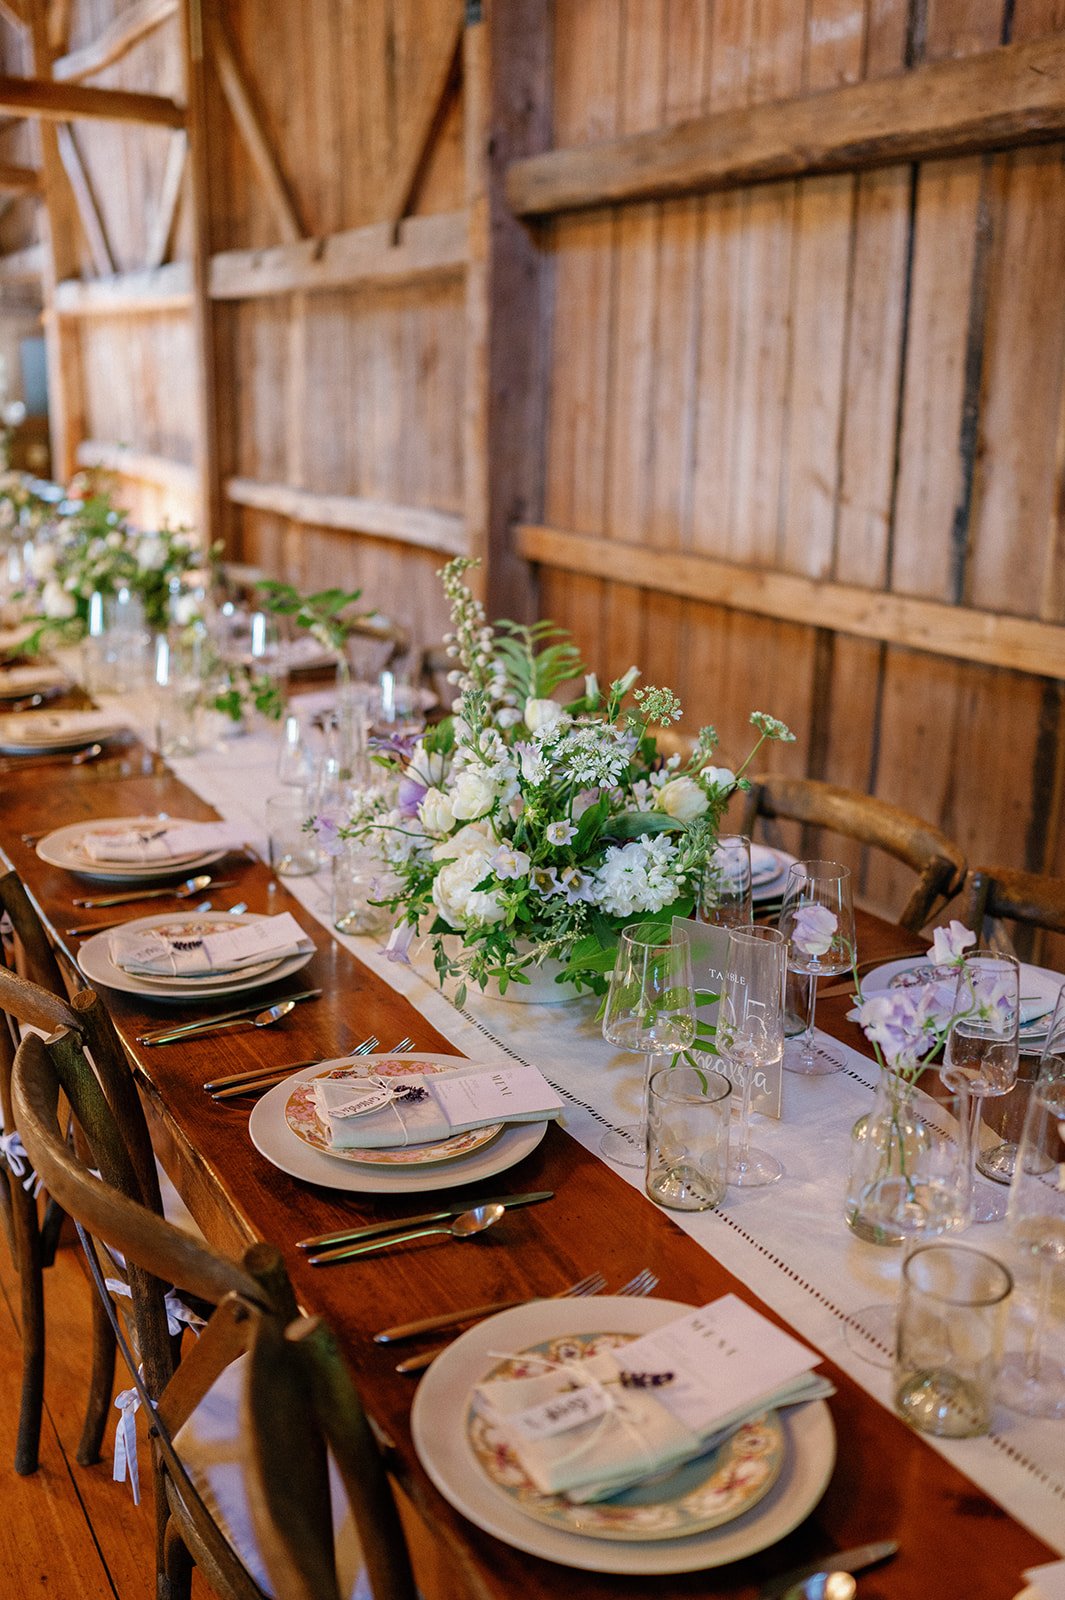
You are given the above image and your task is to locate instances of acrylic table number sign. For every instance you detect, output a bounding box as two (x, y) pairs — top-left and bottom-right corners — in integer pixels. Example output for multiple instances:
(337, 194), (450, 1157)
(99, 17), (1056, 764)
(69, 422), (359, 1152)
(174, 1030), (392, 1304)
(674, 917), (784, 1119)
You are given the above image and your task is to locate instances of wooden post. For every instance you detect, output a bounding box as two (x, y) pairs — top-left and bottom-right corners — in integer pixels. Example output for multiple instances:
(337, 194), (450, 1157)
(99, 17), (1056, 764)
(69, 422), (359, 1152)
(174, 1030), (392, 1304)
(26, 0), (82, 482)
(463, 0), (551, 620)
(179, 0), (222, 552)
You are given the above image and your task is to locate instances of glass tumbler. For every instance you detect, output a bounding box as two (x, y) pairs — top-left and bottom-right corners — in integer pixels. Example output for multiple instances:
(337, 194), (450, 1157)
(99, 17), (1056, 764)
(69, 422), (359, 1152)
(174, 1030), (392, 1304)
(894, 1242), (1012, 1437)
(646, 1063), (730, 1212)
(265, 790), (319, 877)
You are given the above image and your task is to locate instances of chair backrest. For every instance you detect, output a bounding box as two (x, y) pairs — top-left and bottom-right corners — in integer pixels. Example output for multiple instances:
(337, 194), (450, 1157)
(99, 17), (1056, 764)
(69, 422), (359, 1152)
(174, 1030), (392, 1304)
(740, 774), (967, 933)
(11, 1008), (416, 1600)
(962, 864), (1065, 952)
(0, 868), (70, 997)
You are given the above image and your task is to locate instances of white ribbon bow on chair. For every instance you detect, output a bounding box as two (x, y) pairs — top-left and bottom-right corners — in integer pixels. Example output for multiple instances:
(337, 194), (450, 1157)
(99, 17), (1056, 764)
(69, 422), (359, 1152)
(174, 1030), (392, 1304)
(0, 1130), (43, 1196)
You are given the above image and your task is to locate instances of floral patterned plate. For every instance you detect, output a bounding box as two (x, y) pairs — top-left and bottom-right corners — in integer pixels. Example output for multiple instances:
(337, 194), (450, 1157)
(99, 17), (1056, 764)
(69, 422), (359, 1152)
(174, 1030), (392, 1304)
(285, 1056), (505, 1169)
(467, 1331), (785, 1542)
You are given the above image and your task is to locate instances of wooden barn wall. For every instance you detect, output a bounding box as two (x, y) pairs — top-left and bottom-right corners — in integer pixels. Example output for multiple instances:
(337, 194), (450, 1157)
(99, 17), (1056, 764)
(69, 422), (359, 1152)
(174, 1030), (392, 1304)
(535, 0), (1065, 926)
(3, 0), (1065, 928)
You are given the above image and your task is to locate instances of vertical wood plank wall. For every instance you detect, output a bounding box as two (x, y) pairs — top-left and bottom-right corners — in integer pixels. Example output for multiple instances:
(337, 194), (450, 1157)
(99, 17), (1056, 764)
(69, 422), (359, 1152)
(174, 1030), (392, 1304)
(2, 0), (1065, 924)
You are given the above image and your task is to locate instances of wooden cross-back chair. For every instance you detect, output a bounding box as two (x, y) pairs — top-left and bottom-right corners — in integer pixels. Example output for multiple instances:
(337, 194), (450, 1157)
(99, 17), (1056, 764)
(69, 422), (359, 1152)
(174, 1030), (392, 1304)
(740, 775), (967, 933)
(962, 864), (1065, 956)
(10, 990), (417, 1600)
(0, 869), (117, 1475)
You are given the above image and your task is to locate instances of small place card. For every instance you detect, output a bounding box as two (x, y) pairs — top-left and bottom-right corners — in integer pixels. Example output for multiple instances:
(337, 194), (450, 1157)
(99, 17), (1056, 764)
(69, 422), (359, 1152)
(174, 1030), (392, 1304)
(430, 1064), (563, 1125)
(616, 1294), (820, 1436)
(509, 1384), (612, 1441)
(199, 911), (308, 963)
(674, 916), (783, 1119)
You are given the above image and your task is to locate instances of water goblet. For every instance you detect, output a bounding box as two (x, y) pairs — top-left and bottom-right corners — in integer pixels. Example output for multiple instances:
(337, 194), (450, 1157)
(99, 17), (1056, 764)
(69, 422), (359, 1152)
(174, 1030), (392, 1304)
(277, 711), (315, 787)
(997, 983), (1065, 1417)
(778, 860), (855, 1075)
(941, 949), (1020, 1224)
(717, 925), (787, 1187)
(600, 922), (696, 1168)
(697, 834), (753, 927)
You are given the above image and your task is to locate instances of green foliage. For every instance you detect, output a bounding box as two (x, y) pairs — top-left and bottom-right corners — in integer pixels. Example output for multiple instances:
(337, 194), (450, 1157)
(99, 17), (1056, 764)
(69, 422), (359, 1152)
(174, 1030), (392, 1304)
(257, 580), (367, 653)
(493, 618), (585, 702)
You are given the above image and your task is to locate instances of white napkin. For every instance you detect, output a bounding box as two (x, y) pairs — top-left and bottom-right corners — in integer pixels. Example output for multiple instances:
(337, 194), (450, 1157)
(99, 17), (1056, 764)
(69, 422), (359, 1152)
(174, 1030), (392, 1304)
(0, 708), (125, 744)
(1024, 1564), (1065, 1600)
(750, 844), (782, 881)
(110, 913), (312, 977)
(0, 664), (69, 695)
(81, 821), (244, 863)
(473, 1295), (828, 1501)
(312, 1060), (563, 1150)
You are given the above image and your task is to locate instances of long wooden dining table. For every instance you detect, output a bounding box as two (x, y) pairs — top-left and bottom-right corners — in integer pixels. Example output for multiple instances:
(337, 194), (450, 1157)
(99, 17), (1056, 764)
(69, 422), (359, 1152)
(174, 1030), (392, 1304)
(0, 719), (1058, 1600)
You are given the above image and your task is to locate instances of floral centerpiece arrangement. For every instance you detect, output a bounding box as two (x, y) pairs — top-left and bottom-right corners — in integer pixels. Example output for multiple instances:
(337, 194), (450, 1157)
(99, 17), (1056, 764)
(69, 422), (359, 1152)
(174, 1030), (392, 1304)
(17, 473), (209, 646)
(320, 558), (795, 1004)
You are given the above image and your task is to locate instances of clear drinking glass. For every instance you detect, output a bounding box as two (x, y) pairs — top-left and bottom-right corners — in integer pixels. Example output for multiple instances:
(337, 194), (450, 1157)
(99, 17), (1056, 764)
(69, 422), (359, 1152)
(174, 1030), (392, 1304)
(716, 925), (787, 1187)
(600, 923), (696, 1168)
(265, 790), (319, 877)
(277, 711), (315, 787)
(942, 950), (1021, 1223)
(697, 834), (753, 927)
(894, 1242), (1012, 1438)
(645, 1063), (731, 1211)
(778, 860), (855, 1075)
(998, 984), (1065, 1417)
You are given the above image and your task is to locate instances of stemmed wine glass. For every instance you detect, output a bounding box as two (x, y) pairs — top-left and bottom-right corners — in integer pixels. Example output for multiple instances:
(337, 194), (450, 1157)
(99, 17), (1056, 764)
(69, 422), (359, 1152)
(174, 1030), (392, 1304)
(941, 949), (1020, 1223)
(600, 923), (696, 1167)
(717, 926), (787, 1187)
(778, 861), (855, 1075)
(998, 983), (1065, 1417)
(696, 835), (753, 927)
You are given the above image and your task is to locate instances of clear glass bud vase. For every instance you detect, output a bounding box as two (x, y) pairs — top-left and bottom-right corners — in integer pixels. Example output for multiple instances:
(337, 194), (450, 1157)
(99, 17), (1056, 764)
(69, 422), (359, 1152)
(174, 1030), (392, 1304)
(845, 1070), (950, 1246)
(332, 840), (388, 937)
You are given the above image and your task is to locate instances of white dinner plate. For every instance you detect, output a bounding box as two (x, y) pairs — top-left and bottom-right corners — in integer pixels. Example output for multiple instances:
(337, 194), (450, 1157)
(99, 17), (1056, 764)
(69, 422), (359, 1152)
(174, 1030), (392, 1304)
(77, 912), (313, 1003)
(860, 957), (1063, 1041)
(752, 847), (797, 903)
(36, 816), (229, 882)
(0, 707), (126, 753)
(411, 1297), (836, 1575)
(249, 1053), (548, 1194)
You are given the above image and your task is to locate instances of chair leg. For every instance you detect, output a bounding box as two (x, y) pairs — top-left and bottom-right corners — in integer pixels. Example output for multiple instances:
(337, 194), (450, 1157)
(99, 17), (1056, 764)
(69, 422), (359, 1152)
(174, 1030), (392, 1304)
(38, 1195), (65, 1268)
(75, 1285), (117, 1466)
(160, 1486), (193, 1600)
(11, 1177), (44, 1476)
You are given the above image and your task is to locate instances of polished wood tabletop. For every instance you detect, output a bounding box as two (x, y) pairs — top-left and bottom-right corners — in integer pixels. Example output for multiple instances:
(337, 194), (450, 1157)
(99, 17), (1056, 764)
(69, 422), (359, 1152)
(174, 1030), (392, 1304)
(0, 731), (1054, 1600)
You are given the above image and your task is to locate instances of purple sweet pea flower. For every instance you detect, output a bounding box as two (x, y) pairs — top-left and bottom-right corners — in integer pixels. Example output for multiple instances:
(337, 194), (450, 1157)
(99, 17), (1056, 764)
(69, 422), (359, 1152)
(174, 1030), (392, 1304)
(383, 922), (415, 964)
(311, 813), (344, 859)
(929, 920), (977, 966)
(397, 773), (427, 817)
(791, 903), (838, 959)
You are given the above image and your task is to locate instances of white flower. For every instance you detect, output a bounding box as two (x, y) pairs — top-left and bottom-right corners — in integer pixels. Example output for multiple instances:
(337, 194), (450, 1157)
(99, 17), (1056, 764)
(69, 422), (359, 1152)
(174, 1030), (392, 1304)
(545, 820), (577, 847)
(930, 920), (976, 965)
(495, 706), (523, 729)
(432, 847), (504, 929)
(137, 537), (166, 570)
(408, 741), (448, 789)
(28, 543), (57, 580)
(450, 768), (498, 820)
(41, 579), (75, 619)
(656, 775), (709, 823)
(419, 787), (455, 836)
(516, 741), (547, 785)
(701, 765), (736, 793)
(432, 819), (495, 862)
(492, 845), (530, 880)
(524, 697), (564, 735)
(592, 835), (680, 917)
(170, 592), (200, 626)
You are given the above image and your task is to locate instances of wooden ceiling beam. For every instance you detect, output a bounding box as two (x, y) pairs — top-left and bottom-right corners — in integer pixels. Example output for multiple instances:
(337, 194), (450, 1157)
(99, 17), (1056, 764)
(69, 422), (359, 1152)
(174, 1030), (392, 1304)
(53, 0), (177, 83)
(0, 73), (185, 126)
(507, 31), (1065, 217)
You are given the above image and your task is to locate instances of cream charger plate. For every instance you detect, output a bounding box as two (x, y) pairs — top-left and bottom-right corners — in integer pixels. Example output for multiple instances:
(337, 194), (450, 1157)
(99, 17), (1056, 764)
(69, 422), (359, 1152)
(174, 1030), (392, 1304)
(411, 1297), (836, 1575)
(861, 957), (1062, 1043)
(249, 1054), (547, 1194)
(77, 912), (313, 1002)
(37, 816), (228, 882)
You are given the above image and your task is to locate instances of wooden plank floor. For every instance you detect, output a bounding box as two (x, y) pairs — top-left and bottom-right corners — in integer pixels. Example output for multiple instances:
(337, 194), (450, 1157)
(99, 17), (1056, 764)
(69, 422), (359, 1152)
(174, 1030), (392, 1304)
(0, 1222), (212, 1599)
